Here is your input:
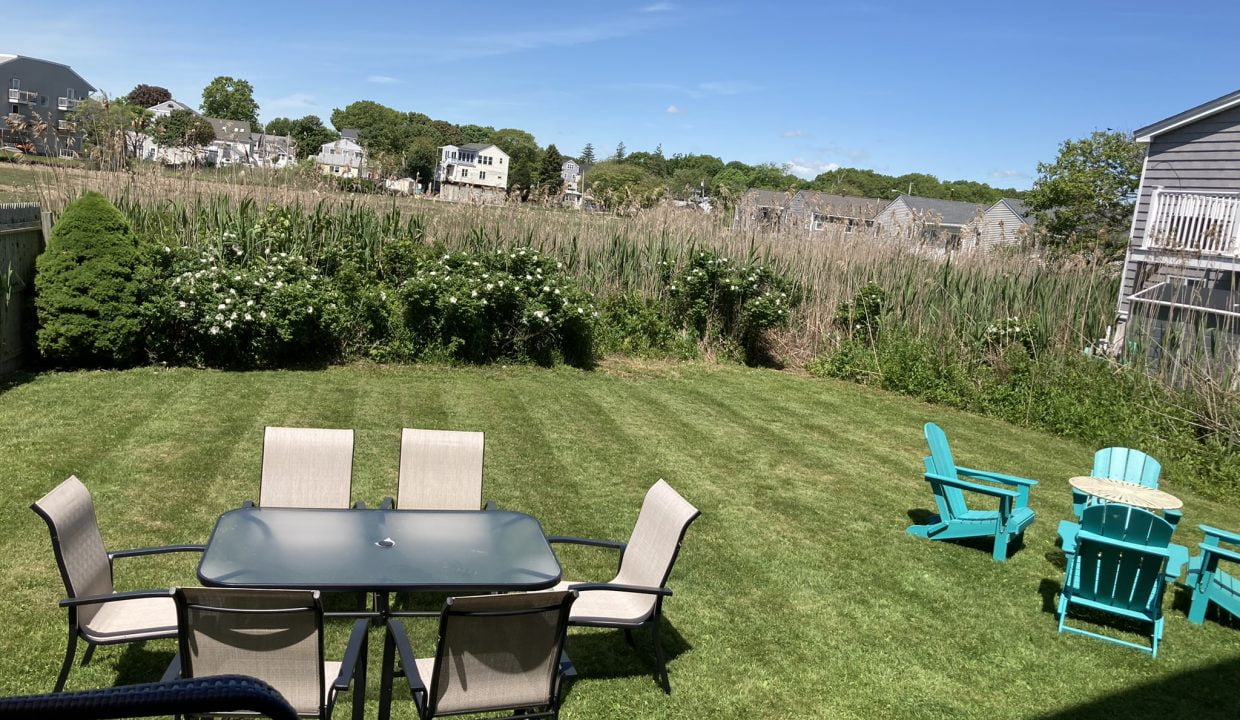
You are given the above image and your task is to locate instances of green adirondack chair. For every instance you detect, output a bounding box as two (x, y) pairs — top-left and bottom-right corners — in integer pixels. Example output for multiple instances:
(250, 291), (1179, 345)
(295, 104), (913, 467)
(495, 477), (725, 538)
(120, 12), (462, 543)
(907, 422), (1038, 562)
(1186, 524), (1240, 626)
(1072, 448), (1162, 519)
(1056, 504), (1188, 658)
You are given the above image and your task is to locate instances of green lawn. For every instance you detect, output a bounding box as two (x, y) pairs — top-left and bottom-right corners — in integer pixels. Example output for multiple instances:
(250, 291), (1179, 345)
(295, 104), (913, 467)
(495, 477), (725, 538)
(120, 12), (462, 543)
(0, 362), (1237, 719)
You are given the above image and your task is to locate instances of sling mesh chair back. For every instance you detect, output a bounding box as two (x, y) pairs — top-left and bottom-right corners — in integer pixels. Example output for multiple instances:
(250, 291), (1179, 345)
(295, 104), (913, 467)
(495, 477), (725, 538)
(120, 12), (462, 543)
(260, 427), (355, 508)
(548, 479), (701, 693)
(172, 587), (368, 720)
(396, 429), (485, 510)
(32, 476), (200, 692)
(390, 591), (577, 719)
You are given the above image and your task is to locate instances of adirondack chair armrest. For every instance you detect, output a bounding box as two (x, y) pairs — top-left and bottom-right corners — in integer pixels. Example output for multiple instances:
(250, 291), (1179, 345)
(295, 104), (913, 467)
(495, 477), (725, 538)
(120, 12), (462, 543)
(1165, 543), (1190, 582)
(1071, 489), (1089, 519)
(1200, 524), (1240, 548)
(109, 544), (206, 561)
(956, 466), (1038, 487)
(924, 472), (1020, 500)
(1199, 542), (1240, 567)
(1057, 520), (1081, 555)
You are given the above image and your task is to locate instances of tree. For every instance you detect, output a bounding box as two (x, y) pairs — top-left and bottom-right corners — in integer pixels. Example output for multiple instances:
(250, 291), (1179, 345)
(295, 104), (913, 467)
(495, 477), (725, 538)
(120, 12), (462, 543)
(537, 144), (565, 195)
(330, 100), (412, 160)
(624, 150), (667, 178)
(200, 76), (259, 126)
(458, 123), (495, 144)
(614, 141), (626, 161)
(1025, 130), (1145, 256)
(153, 109), (216, 155)
(35, 193), (144, 367)
(264, 117), (295, 136)
(491, 128), (541, 194)
(70, 97), (149, 170)
(584, 161), (663, 209)
(125, 84), (171, 109)
(579, 143), (596, 166)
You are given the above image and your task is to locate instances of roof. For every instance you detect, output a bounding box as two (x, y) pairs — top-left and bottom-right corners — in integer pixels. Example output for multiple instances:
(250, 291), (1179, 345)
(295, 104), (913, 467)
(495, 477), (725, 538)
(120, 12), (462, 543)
(743, 188), (795, 208)
(990, 197), (1035, 224)
(0, 53), (95, 92)
(460, 143), (496, 152)
(341, 128), (359, 140)
(792, 190), (885, 218)
(1134, 89), (1240, 142)
(149, 99), (195, 113)
(205, 117), (253, 142)
(889, 194), (986, 226)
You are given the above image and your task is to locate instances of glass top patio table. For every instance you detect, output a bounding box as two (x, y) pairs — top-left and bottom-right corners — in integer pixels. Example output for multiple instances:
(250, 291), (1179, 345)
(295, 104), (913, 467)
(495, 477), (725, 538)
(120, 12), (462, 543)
(197, 507), (562, 592)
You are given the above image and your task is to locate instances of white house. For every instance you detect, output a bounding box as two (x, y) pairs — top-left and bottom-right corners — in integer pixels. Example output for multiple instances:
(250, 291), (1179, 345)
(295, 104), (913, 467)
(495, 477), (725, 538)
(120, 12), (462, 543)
(436, 143), (509, 190)
(147, 99), (193, 118)
(315, 129), (368, 178)
(136, 110), (294, 168)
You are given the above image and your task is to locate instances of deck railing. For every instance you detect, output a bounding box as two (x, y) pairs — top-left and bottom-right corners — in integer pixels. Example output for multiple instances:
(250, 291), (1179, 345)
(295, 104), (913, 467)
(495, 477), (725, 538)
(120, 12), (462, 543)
(1143, 188), (1240, 256)
(57, 97), (80, 111)
(7, 89), (37, 104)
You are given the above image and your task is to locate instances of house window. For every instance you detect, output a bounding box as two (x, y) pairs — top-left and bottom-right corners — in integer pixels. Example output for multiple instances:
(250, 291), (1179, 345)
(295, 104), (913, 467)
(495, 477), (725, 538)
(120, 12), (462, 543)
(480, 171), (486, 179)
(9, 79), (18, 89)
(461, 168), (468, 178)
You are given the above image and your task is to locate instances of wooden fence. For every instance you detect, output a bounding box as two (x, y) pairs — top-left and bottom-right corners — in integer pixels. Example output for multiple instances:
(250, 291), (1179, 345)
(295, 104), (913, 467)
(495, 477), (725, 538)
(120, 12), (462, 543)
(0, 204), (46, 379)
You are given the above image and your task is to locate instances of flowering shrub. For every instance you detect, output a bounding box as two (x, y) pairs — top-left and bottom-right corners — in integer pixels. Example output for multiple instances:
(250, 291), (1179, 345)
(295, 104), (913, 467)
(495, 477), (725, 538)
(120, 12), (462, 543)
(666, 250), (798, 360)
(399, 247), (596, 365)
(983, 315), (1037, 355)
(143, 244), (344, 367)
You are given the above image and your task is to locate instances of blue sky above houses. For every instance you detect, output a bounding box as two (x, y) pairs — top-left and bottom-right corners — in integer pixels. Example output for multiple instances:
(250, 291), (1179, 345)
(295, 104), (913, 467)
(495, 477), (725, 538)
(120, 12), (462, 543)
(9, 1), (1240, 188)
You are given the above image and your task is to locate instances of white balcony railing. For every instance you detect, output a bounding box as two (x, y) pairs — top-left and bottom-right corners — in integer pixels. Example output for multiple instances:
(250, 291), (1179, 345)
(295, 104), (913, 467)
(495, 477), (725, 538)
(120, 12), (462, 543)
(57, 96), (79, 111)
(57, 119), (75, 132)
(8, 88), (37, 104)
(1143, 188), (1240, 256)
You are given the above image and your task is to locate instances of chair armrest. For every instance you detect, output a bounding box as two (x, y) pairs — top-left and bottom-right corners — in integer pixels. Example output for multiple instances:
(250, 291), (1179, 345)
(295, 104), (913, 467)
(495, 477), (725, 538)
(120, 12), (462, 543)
(379, 497), (395, 510)
(109, 544), (206, 560)
(483, 499), (498, 511)
(332, 620), (370, 692)
(1057, 520), (1081, 555)
(60, 588), (175, 608)
(1199, 542), (1240, 566)
(1200, 524), (1240, 547)
(546, 536), (627, 551)
(567, 582), (672, 597)
(957, 466), (1038, 487)
(924, 473), (1019, 500)
(242, 499), (256, 508)
(1071, 489), (1089, 519)
(1165, 543), (1190, 581)
(0, 675), (301, 720)
(386, 620), (427, 697)
(353, 500), (369, 509)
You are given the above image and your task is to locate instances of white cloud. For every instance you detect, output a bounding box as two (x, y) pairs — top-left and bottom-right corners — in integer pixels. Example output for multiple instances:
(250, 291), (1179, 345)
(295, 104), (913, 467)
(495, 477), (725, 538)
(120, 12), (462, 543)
(640, 2), (675, 11)
(265, 93), (318, 111)
(692, 81), (753, 97)
(786, 159), (841, 180)
(666, 104), (680, 114)
(367, 75), (401, 84)
(782, 129), (805, 138)
(989, 168), (1029, 179)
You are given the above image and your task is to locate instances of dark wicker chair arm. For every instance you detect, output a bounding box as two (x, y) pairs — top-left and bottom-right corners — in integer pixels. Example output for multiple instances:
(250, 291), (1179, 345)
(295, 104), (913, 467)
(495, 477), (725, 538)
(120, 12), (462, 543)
(332, 620), (370, 692)
(0, 674), (299, 720)
(566, 582), (672, 596)
(60, 589), (174, 608)
(108, 545), (205, 560)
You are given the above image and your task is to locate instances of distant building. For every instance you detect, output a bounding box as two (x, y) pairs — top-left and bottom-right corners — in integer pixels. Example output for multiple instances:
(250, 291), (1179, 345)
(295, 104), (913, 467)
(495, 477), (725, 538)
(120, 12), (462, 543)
(733, 189), (795, 231)
(734, 189), (883, 234)
(136, 110), (294, 168)
(873, 194), (987, 251)
(1, 54), (94, 157)
(975, 198), (1035, 251)
(435, 143), (509, 204)
(562, 159), (583, 207)
(315, 130), (368, 178)
(147, 99), (193, 118)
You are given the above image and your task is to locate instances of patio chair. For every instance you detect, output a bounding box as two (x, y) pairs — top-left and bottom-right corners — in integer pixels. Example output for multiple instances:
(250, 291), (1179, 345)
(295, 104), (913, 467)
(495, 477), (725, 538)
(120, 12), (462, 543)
(1056, 504), (1188, 658)
(546, 479), (700, 693)
(1187, 524), (1240, 626)
(30, 476), (205, 692)
(380, 429), (493, 510)
(1071, 447), (1163, 519)
(0, 675), (299, 720)
(388, 591), (577, 720)
(166, 588), (368, 720)
(906, 422), (1038, 561)
(251, 427), (355, 509)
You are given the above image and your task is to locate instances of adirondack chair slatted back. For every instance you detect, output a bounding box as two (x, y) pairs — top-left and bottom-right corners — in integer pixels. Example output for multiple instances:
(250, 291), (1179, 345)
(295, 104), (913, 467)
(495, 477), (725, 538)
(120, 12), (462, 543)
(1092, 448), (1161, 489)
(923, 423), (966, 517)
(1074, 505), (1173, 612)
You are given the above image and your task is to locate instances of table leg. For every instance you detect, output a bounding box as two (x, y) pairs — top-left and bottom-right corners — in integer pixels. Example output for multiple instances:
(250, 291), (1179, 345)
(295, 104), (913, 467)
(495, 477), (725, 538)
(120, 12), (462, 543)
(376, 592), (394, 720)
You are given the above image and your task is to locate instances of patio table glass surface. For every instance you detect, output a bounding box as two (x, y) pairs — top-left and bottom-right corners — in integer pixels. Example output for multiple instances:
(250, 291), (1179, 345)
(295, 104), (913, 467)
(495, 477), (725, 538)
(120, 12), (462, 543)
(197, 507), (562, 592)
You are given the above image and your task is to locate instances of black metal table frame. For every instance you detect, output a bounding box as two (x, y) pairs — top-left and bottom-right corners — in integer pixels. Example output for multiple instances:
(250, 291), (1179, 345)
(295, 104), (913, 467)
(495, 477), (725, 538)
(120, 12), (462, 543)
(197, 507), (563, 720)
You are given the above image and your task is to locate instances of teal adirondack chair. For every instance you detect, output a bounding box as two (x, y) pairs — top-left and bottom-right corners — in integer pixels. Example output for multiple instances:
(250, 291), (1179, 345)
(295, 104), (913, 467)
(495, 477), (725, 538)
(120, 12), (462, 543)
(1056, 504), (1188, 658)
(907, 422), (1038, 562)
(1186, 524), (1240, 626)
(1072, 448), (1162, 519)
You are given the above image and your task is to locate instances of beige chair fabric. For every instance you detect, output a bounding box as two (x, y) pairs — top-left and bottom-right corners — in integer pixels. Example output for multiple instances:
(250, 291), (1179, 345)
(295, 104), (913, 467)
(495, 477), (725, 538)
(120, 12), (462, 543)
(397, 429), (484, 510)
(32, 476), (115, 629)
(564, 479), (699, 625)
(81, 596), (179, 642)
(261, 427), (355, 508)
(175, 587), (328, 716)
(420, 591), (574, 716)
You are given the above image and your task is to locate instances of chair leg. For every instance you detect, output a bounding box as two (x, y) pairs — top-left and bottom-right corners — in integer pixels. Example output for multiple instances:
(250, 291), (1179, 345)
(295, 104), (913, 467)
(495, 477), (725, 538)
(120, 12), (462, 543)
(651, 619), (669, 694)
(623, 628), (636, 647)
(1187, 587), (1211, 625)
(54, 627), (78, 692)
(992, 531), (1010, 562)
(80, 642), (96, 667)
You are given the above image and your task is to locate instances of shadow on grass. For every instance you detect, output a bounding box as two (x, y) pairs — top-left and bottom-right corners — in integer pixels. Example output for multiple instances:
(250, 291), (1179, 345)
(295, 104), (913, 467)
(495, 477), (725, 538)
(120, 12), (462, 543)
(906, 509), (1030, 560)
(561, 619), (692, 698)
(113, 642), (175, 686)
(1036, 655), (1240, 719)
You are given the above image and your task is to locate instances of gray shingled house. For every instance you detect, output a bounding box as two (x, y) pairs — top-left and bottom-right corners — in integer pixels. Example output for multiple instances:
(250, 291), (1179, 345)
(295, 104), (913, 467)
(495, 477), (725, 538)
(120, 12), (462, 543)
(733, 189), (795, 230)
(873, 194), (986, 250)
(975, 198), (1035, 251)
(733, 189), (883, 234)
(1113, 88), (1240, 380)
(2, 54), (94, 156)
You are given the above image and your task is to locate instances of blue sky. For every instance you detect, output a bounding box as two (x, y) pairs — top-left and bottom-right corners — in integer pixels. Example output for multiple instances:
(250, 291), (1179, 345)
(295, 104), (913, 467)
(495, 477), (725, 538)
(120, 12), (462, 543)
(10, 1), (1240, 188)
